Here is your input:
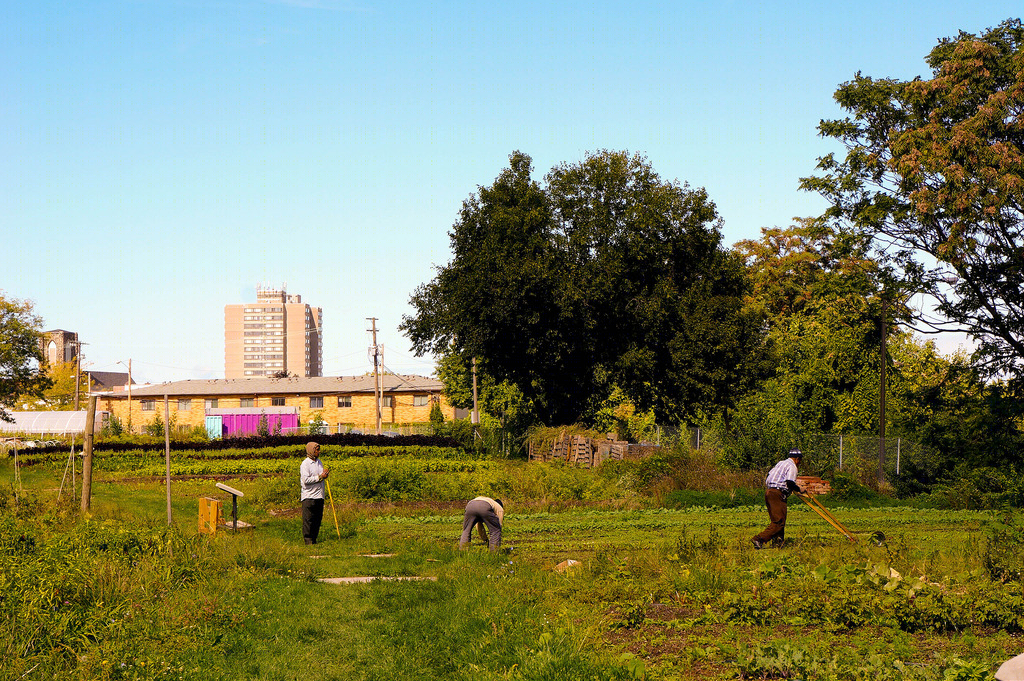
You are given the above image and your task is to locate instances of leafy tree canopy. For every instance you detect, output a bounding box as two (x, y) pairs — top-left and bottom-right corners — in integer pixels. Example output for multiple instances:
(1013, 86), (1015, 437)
(0, 293), (50, 422)
(802, 18), (1024, 380)
(16, 361), (88, 411)
(402, 151), (766, 425)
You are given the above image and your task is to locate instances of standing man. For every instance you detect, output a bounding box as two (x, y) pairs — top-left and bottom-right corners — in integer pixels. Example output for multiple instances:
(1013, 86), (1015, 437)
(752, 448), (803, 549)
(460, 496), (504, 551)
(300, 442), (329, 545)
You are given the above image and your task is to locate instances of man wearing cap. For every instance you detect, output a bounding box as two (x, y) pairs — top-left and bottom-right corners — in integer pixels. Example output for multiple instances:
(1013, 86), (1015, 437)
(752, 449), (804, 549)
(460, 496), (504, 551)
(300, 442), (330, 545)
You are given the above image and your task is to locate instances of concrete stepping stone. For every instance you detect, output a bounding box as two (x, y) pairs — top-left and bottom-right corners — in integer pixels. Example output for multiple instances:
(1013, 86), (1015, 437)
(319, 576), (437, 584)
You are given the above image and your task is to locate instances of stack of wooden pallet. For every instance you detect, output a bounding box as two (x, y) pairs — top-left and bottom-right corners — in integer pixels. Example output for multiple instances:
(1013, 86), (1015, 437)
(528, 431), (628, 468)
(796, 476), (831, 496)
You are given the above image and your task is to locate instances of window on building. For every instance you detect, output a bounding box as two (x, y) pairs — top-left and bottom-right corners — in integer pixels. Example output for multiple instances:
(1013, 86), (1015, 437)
(178, 399), (191, 411)
(141, 400), (155, 411)
(205, 399), (218, 409)
(309, 396), (323, 409)
(271, 397), (285, 406)
(382, 395), (394, 408)
(413, 395), (430, 407)
(240, 398), (255, 408)
(337, 396), (351, 408)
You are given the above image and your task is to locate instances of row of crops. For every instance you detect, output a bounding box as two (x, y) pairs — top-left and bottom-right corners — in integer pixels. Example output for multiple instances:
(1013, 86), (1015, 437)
(14, 443), (473, 469)
(12, 440), (634, 502)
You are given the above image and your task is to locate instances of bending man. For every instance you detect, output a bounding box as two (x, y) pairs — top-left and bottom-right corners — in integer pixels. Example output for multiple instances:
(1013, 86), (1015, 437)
(460, 496), (504, 551)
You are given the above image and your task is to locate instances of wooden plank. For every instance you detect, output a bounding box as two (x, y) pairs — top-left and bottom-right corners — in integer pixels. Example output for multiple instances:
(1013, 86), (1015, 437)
(199, 497), (221, 535)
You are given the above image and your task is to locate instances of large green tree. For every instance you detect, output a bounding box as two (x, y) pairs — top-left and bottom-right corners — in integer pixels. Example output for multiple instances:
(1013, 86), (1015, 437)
(403, 151), (764, 425)
(546, 151), (765, 421)
(731, 219), (1023, 475)
(731, 221), (888, 439)
(402, 152), (566, 420)
(802, 19), (1024, 379)
(0, 293), (50, 422)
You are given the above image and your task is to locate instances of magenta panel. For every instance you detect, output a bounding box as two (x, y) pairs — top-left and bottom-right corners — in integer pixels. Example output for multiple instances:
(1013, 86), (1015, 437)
(220, 412), (298, 437)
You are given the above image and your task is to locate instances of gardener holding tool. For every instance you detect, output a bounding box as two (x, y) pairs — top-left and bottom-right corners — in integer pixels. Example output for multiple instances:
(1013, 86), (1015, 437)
(300, 442), (329, 545)
(460, 496), (504, 551)
(751, 448), (803, 549)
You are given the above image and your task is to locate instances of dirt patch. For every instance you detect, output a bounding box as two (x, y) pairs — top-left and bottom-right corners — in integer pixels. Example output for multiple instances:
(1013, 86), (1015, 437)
(106, 474), (266, 484)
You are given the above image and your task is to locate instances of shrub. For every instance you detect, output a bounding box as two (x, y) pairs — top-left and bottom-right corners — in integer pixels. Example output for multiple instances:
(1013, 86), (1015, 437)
(984, 512), (1024, 582)
(345, 460), (426, 501)
(429, 400), (445, 430)
(101, 413), (124, 436)
(828, 472), (882, 503)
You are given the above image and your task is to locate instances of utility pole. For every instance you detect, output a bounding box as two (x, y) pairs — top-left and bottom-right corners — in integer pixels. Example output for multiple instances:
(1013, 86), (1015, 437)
(74, 341), (82, 411)
(878, 297), (887, 487)
(367, 318), (382, 435)
(81, 395), (97, 514)
(164, 394), (173, 527)
(471, 357), (479, 425)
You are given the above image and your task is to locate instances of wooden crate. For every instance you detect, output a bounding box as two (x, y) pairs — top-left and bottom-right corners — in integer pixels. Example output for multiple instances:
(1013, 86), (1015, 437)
(796, 476), (832, 496)
(198, 497), (221, 535)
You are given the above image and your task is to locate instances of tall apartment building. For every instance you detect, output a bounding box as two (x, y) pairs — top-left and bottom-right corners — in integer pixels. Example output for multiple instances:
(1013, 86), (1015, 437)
(225, 287), (323, 378)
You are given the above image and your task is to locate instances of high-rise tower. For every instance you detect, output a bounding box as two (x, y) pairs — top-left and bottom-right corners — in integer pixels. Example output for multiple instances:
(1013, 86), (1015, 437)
(225, 286), (323, 378)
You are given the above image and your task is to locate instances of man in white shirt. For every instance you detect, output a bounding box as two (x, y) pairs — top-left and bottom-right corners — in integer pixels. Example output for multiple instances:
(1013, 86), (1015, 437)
(460, 496), (504, 551)
(751, 449), (803, 549)
(300, 442), (330, 545)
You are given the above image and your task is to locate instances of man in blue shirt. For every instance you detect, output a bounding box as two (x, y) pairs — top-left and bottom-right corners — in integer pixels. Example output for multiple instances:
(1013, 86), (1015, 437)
(751, 449), (803, 549)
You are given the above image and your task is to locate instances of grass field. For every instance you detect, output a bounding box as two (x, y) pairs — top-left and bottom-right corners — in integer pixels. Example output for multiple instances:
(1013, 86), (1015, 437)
(2, 449), (1022, 680)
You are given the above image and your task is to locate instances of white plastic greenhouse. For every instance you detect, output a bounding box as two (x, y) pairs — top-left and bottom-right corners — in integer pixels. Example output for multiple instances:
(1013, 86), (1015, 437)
(0, 411), (108, 436)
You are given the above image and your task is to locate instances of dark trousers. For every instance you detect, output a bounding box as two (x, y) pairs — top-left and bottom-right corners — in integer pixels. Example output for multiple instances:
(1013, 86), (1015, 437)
(754, 488), (788, 546)
(460, 499), (501, 550)
(302, 498), (324, 545)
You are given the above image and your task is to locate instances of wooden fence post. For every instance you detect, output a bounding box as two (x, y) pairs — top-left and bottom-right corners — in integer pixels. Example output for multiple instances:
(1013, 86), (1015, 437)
(81, 395), (97, 514)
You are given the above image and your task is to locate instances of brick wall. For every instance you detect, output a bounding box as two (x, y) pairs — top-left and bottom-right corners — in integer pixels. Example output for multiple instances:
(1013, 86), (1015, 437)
(99, 391), (455, 433)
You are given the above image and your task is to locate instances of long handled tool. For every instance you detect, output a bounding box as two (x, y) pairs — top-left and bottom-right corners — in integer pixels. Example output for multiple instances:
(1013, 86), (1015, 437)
(795, 492), (886, 546)
(325, 478), (341, 540)
(796, 492), (856, 542)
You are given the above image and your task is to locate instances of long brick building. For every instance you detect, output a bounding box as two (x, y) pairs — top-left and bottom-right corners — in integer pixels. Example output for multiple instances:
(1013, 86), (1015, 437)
(99, 375), (456, 435)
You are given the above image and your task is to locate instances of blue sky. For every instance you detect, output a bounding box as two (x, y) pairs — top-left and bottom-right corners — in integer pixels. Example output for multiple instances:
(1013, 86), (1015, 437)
(2, 1), (1017, 384)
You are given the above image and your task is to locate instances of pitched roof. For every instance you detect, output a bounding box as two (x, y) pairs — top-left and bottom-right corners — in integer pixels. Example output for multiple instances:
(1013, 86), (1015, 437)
(87, 371), (133, 390)
(105, 374), (442, 398)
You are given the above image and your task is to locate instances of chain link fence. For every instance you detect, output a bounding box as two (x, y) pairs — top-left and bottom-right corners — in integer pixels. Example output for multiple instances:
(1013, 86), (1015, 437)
(644, 425), (941, 489)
